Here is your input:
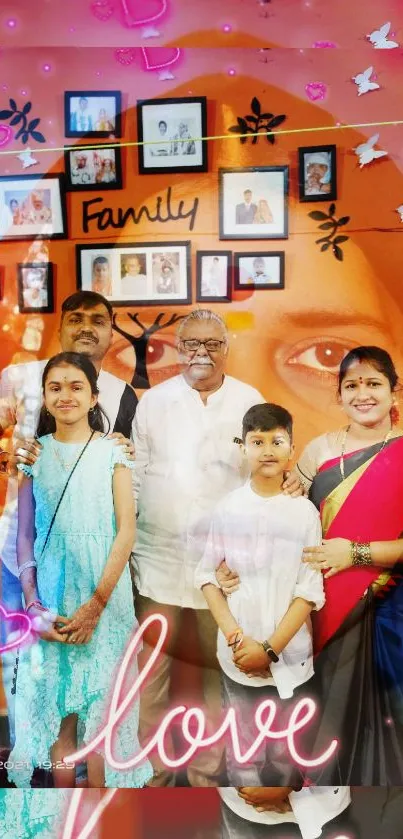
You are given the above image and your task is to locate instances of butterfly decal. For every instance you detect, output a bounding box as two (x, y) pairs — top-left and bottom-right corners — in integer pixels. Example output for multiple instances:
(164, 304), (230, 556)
(395, 205), (403, 222)
(367, 22), (399, 49)
(352, 66), (380, 95)
(17, 146), (38, 168)
(354, 133), (387, 167)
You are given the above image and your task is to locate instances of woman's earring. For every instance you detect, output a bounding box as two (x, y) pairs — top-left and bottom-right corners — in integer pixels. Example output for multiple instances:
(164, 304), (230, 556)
(89, 407), (95, 415)
(390, 403), (400, 425)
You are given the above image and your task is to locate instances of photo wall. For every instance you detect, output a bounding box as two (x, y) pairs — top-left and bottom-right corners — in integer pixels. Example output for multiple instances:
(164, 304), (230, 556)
(1, 42), (403, 463)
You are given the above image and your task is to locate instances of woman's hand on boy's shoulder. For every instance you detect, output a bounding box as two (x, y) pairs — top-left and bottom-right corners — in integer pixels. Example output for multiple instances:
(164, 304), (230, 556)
(282, 470), (305, 498)
(238, 787), (293, 813)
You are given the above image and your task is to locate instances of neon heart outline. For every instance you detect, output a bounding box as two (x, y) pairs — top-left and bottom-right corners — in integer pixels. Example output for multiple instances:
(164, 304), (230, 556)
(0, 124), (13, 148)
(120, 0), (167, 26)
(0, 604), (32, 653)
(305, 82), (327, 101)
(141, 46), (181, 70)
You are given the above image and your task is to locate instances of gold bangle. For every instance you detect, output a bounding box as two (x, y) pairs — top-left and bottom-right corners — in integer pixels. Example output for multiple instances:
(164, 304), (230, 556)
(351, 542), (372, 567)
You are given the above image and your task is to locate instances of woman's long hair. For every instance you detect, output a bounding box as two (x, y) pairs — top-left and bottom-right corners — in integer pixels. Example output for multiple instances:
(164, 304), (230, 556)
(36, 352), (111, 437)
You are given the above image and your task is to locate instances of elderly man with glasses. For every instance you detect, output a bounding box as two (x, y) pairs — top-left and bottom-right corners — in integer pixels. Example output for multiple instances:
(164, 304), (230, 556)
(132, 309), (301, 787)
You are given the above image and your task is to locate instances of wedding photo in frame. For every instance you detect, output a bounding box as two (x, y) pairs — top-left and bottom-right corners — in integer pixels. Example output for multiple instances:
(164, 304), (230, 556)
(76, 241), (191, 306)
(17, 261), (54, 313)
(196, 251), (232, 302)
(0, 173), (67, 241)
(234, 251), (285, 290)
(219, 166), (289, 240)
(298, 144), (337, 202)
(64, 145), (123, 191)
(137, 96), (208, 174)
(64, 90), (122, 138)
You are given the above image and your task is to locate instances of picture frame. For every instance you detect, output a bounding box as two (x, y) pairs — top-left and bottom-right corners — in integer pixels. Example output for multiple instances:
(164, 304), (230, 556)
(76, 241), (191, 306)
(17, 261), (54, 313)
(234, 251), (285, 290)
(298, 144), (337, 202)
(0, 174), (67, 241)
(137, 96), (207, 174)
(64, 90), (122, 139)
(64, 145), (123, 191)
(219, 167), (289, 240)
(196, 251), (232, 302)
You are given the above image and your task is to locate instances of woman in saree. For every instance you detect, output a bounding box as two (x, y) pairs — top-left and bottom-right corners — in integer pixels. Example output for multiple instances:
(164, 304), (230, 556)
(298, 345), (403, 784)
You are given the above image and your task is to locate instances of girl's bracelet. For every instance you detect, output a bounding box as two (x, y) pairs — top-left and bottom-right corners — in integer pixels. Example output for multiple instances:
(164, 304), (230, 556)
(25, 599), (47, 614)
(93, 589), (108, 610)
(17, 560), (37, 579)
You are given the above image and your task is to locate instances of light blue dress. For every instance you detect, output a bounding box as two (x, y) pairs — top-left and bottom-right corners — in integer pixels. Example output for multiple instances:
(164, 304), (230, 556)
(8, 434), (152, 789)
(0, 790), (70, 838)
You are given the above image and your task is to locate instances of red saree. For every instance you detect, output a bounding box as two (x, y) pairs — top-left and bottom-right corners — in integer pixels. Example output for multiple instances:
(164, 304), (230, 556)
(310, 435), (403, 652)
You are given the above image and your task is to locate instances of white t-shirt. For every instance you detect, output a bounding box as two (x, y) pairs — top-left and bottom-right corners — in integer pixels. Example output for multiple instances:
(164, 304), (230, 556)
(0, 359), (137, 575)
(194, 484), (324, 698)
(132, 374), (265, 609)
(219, 787), (351, 839)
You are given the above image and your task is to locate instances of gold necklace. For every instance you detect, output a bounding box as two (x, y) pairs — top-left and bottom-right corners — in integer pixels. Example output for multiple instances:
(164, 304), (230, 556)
(340, 424), (394, 480)
(52, 433), (94, 471)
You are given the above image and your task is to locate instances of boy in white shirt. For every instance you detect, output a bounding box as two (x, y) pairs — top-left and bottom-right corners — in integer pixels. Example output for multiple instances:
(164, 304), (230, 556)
(195, 403), (324, 786)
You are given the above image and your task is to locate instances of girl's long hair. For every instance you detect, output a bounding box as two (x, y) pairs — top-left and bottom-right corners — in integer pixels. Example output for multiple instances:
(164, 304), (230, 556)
(36, 352), (111, 437)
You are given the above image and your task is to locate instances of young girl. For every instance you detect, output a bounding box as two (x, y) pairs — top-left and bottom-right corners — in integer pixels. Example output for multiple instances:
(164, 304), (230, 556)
(8, 351), (152, 789)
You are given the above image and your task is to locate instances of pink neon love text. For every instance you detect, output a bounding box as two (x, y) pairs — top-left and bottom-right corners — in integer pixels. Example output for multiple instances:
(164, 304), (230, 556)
(65, 613), (338, 771)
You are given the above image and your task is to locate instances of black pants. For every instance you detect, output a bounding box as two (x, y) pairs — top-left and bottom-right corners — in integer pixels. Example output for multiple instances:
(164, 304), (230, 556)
(221, 673), (308, 787)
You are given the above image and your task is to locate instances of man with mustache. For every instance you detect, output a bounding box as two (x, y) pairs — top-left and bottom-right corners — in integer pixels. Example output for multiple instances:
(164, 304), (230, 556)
(0, 289), (137, 752)
(132, 309), (301, 787)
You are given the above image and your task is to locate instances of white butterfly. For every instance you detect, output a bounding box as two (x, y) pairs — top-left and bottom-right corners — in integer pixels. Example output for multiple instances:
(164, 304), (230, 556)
(17, 147), (38, 169)
(352, 66), (380, 95)
(396, 205), (403, 221)
(367, 21), (399, 49)
(354, 133), (387, 167)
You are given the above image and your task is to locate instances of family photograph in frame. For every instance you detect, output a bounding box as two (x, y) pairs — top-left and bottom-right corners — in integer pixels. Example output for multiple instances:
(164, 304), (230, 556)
(234, 251), (285, 290)
(64, 90), (122, 138)
(196, 251), (232, 302)
(17, 261), (54, 313)
(219, 167), (289, 240)
(137, 96), (207, 174)
(298, 144), (337, 202)
(76, 241), (191, 306)
(64, 146), (123, 191)
(0, 174), (67, 241)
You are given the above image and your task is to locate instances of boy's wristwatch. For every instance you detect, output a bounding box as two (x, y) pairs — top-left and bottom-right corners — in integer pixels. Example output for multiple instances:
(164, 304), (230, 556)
(261, 640), (279, 663)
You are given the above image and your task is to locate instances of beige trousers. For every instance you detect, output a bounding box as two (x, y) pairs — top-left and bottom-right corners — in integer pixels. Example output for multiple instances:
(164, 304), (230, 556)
(135, 592), (224, 787)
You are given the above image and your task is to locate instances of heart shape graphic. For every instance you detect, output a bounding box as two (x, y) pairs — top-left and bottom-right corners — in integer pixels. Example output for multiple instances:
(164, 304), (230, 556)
(0, 124), (13, 148)
(120, 0), (167, 26)
(91, 0), (115, 21)
(0, 604), (32, 653)
(115, 48), (137, 65)
(305, 81), (327, 101)
(141, 46), (181, 71)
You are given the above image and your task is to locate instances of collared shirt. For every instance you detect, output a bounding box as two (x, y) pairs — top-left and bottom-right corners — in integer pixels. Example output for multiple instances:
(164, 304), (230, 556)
(219, 787), (351, 839)
(194, 484), (324, 697)
(132, 374), (265, 609)
(0, 359), (137, 576)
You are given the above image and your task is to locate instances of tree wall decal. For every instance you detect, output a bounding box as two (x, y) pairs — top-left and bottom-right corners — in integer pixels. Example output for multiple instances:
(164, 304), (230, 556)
(112, 311), (184, 389)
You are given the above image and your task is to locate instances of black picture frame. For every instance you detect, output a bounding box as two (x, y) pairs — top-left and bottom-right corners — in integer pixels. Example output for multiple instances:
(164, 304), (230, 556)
(0, 173), (67, 241)
(64, 144), (123, 191)
(234, 251), (285, 290)
(219, 167), (289, 240)
(196, 251), (232, 302)
(298, 144), (337, 202)
(17, 262), (54, 313)
(64, 90), (122, 138)
(137, 96), (208, 175)
(76, 241), (192, 307)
